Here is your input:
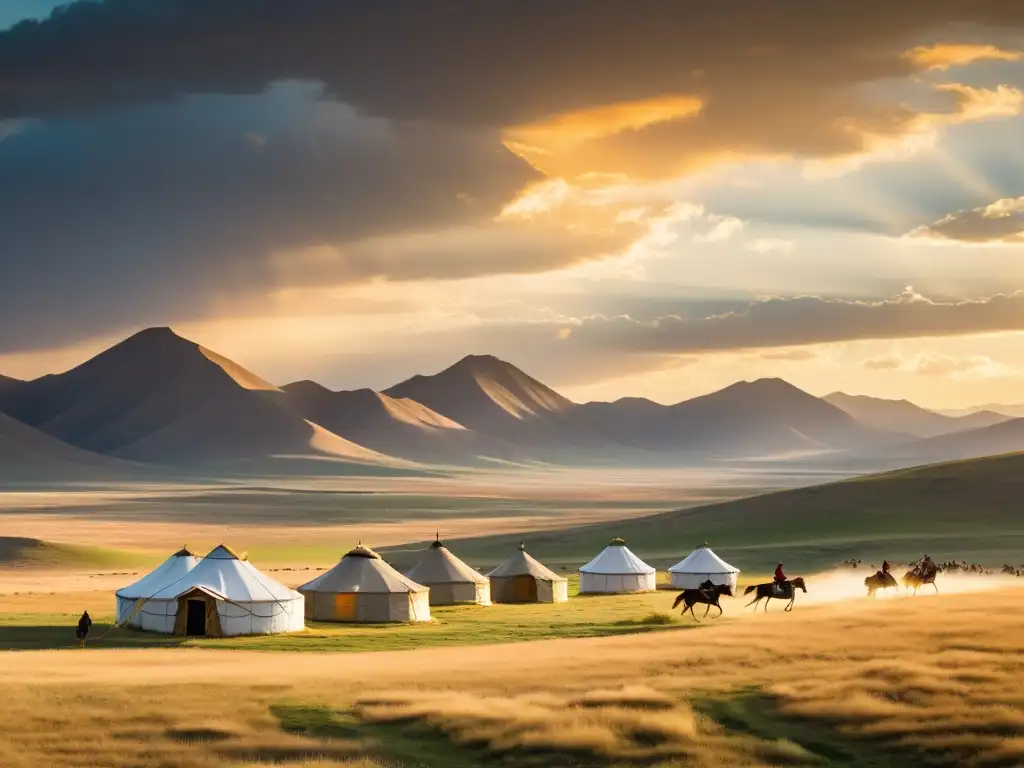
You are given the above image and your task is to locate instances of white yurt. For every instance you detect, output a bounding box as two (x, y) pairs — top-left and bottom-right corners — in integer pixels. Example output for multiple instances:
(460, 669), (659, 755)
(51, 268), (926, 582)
(488, 543), (568, 603)
(123, 544), (304, 636)
(578, 538), (656, 594)
(115, 546), (199, 627)
(404, 539), (491, 606)
(668, 543), (740, 590)
(298, 544), (431, 622)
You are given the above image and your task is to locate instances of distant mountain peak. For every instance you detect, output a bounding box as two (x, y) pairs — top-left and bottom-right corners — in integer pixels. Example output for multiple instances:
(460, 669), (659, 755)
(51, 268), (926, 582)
(448, 353), (512, 374)
(384, 353), (573, 425)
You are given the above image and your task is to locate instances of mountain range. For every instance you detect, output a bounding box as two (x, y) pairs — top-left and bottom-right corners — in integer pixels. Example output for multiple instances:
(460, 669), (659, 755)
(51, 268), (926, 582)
(1, 326), (1023, 478)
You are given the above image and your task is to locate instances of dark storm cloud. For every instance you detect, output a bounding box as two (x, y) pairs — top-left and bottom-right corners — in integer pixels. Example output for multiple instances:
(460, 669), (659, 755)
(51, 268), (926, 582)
(2, 1), (1024, 356)
(0, 88), (542, 352)
(1, 0), (1022, 125)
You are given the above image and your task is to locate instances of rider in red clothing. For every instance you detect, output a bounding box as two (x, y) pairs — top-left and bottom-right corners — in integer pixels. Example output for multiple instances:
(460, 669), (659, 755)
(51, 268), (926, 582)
(774, 562), (786, 583)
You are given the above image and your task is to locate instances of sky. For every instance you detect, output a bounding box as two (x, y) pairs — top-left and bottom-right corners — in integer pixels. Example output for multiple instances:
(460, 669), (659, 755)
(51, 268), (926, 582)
(2, 2), (1024, 409)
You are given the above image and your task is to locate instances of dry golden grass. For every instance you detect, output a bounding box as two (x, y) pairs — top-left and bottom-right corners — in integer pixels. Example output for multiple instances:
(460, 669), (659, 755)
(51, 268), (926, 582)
(1, 586), (1023, 766)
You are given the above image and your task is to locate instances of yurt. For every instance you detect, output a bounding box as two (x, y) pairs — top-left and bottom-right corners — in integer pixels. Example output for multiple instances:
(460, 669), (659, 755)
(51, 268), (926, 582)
(298, 544), (431, 622)
(127, 544), (304, 636)
(115, 546), (199, 629)
(668, 543), (740, 590)
(488, 543), (568, 603)
(404, 539), (491, 606)
(578, 538), (656, 594)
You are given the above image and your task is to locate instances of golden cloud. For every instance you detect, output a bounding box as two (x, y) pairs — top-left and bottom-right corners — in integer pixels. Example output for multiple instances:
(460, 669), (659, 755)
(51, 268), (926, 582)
(904, 43), (1024, 71)
(502, 95), (704, 178)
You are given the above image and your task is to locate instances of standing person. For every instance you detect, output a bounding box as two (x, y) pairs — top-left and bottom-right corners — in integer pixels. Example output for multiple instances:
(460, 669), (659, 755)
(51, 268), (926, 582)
(76, 610), (93, 647)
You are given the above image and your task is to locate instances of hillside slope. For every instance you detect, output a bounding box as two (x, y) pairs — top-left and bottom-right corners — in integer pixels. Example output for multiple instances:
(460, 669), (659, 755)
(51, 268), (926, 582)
(825, 392), (1010, 437)
(0, 412), (144, 481)
(281, 381), (529, 466)
(412, 452), (1024, 572)
(384, 355), (646, 464)
(885, 417), (1024, 463)
(2, 328), (405, 469)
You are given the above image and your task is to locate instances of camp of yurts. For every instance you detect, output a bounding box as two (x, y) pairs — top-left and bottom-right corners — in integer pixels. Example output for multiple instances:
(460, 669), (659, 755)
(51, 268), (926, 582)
(668, 543), (740, 590)
(298, 544), (431, 622)
(578, 537), (656, 594)
(117, 544), (305, 636)
(488, 543), (568, 603)
(404, 539), (491, 606)
(115, 546), (199, 629)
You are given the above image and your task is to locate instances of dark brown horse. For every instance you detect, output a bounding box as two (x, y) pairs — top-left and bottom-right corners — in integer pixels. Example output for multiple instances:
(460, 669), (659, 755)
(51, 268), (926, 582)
(864, 570), (898, 598)
(671, 583), (734, 621)
(902, 570), (938, 595)
(743, 577), (807, 612)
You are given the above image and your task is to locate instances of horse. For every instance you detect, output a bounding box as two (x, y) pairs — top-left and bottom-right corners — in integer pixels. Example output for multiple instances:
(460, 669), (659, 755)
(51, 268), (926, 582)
(743, 577), (807, 612)
(671, 583), (734, 621)
(902, 570), (939, 596)
(864, 570), (898, 598)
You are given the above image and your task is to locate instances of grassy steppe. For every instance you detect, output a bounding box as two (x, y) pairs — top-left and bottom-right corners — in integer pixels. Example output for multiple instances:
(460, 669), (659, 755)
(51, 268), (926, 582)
(405, 453), (1024, 573)
(0, 575), (700, 651)
(2, 587), (1023, 767)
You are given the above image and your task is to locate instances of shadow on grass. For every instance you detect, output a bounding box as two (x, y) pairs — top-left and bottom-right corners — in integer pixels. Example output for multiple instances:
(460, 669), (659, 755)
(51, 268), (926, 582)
(272, 702), (484, 768)
(695, 690), (919, 768)
(0, 624), (187, 650)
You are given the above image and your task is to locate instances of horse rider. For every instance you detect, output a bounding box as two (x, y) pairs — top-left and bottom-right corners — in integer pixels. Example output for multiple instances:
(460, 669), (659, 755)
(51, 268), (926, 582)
(698, 578), (716, 601)
(76, 610), (93, 647)
(882, 560), (891, 575)
(774, 562), (787, 585)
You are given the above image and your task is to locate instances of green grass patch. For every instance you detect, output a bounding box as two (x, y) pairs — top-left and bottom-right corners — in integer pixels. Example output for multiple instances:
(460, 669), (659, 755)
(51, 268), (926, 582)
(696, 690), (918, 767)
(0, 536), (154, 570)
(0, 576), (698, 651)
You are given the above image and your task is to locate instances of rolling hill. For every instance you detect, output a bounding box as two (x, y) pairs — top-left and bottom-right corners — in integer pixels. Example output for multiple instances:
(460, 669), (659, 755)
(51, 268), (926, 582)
(1, 327), (407, 469)
(398, 452), (1024, 573)
(885, 417), (1024, 463)
(0, 411), (144, 481)
(0, 536), (152, 569)
(825, 392), (1010, 438)
(281, 380), (528, 466)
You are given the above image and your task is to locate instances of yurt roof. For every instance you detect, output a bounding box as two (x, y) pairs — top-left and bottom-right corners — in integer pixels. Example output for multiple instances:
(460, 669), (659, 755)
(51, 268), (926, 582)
(299, 546), (428, 594)
(116, 547), (199, 599)
(667, 544), (739, 575)
(150, 544), (300, 602)
(487, 544), (565, 582)
(405, 542), (488, 586)
(579, 538), (655, 575)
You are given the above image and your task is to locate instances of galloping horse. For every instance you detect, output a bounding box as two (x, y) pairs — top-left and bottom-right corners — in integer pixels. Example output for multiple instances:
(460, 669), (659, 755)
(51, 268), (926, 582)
(902, 570), (939, 596)
(671, 583), (733, 621)
(864, 570), (898, 598)
(743, 577), (807, 612)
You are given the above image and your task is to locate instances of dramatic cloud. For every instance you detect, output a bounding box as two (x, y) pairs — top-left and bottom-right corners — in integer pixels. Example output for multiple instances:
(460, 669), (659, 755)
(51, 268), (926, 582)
(1, 2), (1023, 173)
(0, 87), (554, 351)
(448, 289), (1024, 364)
(568, 289), (1024, 354)
(908, 196), (1024, 243)
(2, 1), (1024, 357)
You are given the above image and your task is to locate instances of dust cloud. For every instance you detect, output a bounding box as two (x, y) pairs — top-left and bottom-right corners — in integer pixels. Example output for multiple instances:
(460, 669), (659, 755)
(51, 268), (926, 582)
(735, 569), (1022, 609)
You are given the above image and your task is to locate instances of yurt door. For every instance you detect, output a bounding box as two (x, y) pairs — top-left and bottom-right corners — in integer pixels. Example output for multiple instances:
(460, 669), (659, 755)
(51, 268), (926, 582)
(186, 599), (207, 636)
(510, 575), (538, 602)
